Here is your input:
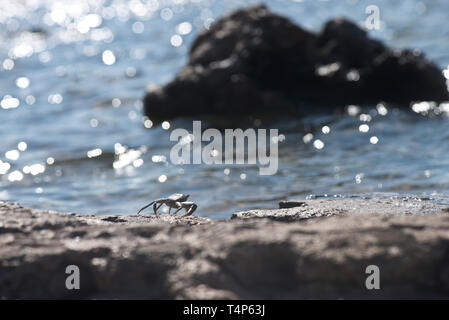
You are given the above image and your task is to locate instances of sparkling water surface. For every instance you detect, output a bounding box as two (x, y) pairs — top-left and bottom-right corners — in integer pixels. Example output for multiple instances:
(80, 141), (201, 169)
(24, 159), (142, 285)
(1, 0), (449, 218)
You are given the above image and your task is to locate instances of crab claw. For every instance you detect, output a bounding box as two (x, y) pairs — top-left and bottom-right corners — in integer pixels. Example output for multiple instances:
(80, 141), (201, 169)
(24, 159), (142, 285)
(183, 203), (197, 216)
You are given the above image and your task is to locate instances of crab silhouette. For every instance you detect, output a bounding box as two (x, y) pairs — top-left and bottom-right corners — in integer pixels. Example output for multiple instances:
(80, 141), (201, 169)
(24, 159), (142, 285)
(137, 193), (197, 216)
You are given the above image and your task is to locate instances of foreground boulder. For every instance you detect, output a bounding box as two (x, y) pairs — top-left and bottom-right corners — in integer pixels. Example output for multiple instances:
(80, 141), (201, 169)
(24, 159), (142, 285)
(2, 199), (449, 299)
(144, 5), (448, 122)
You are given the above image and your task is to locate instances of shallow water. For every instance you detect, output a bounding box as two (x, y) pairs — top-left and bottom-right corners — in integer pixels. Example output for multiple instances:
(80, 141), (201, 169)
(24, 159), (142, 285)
(1, 0), (449, 218)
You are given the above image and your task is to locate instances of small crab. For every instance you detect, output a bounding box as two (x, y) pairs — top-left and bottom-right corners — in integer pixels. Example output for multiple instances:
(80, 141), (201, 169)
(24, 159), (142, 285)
(137, 193), (197, 216)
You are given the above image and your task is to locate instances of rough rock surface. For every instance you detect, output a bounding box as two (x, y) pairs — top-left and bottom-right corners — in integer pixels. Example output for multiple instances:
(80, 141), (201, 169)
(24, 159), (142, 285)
(233, 197), (448, 221)
(144, 5), (448, 123)
(2, 200), (449, 299)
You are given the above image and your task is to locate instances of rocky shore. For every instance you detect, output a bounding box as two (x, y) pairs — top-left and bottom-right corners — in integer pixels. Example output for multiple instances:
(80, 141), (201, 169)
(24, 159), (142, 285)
(144, 5), (448, 123)
(2, 198), (449, 299)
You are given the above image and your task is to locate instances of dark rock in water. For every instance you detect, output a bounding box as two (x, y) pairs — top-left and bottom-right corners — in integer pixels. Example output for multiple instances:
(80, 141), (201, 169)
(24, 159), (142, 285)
(144, 5), (448, 122)
(278, 200), (306, 209)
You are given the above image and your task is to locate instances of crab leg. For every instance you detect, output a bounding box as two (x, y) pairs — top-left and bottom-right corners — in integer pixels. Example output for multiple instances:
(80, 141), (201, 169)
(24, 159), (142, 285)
(137, 201), (156, 215)
(171, 202), (183, 215)
(153, 202), (163, 214)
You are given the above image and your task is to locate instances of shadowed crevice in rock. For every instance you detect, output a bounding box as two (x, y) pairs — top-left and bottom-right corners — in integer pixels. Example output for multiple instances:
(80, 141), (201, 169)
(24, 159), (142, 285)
(144, 5), (448, 123)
